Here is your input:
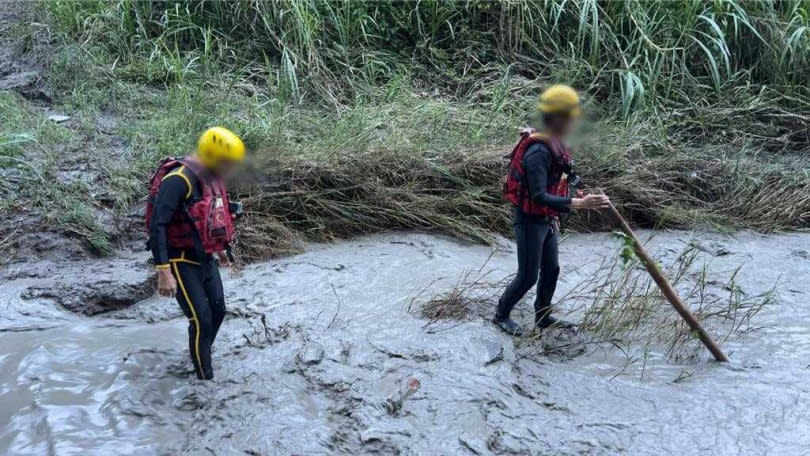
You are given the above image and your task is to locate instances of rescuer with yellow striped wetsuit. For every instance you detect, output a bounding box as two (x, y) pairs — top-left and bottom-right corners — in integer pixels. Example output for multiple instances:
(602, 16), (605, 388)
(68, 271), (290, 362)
(146, 127), (245, 380)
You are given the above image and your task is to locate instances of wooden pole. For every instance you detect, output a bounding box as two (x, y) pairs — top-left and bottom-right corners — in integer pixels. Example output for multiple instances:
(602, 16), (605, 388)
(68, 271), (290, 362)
(597, 193), (729, 362)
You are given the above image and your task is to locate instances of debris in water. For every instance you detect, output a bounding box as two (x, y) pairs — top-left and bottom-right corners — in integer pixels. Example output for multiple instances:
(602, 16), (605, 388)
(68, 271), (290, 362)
(384, 377), (421, 415)
(691, 240), (732, 257)
(47, 114), (70, 123)
(405, 377), (421, 397)
(483, 340), (505, 366)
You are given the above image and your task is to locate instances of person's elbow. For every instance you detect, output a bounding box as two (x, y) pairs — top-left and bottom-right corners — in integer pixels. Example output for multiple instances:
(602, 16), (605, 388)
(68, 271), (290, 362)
(149, 218), (164, 236)
(532, 191), (570, 212)
(531, 190), (554, 206)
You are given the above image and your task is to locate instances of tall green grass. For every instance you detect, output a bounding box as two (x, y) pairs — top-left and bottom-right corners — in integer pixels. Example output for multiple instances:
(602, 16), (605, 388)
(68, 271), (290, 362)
(45, 0), (810, 112)
(3, 1), (807, 257)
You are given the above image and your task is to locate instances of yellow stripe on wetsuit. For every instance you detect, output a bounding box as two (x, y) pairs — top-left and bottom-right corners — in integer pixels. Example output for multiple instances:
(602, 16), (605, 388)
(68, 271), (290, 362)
(172, 262), (203, 378)
(170, 250), (200, 266)
(162, 165), (193, 199)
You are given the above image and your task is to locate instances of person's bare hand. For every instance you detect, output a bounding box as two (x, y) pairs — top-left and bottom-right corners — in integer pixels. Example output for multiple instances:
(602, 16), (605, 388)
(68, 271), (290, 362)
(572, 193), (610, 210)
(217, 251), (231, 267)
(157, 268), (177, 297)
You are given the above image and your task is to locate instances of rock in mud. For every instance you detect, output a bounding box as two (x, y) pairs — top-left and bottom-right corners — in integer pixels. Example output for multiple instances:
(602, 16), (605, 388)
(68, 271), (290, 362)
(297, 341), (325, 366)
(692, 240), (731, 256)
(23, 278), (154, 315)
(47, 113), (70, 123)
(0, 70), (38, 90)
(17, 252), (154, 315)
(482, 339), (505, 366)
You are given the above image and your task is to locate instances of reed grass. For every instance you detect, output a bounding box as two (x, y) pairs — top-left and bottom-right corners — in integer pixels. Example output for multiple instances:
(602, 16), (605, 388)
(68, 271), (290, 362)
(418, 237), (776, 366)
(571, 241), (776, 362)
(1, 1), (807, 256)
(44, 0), (810, 109)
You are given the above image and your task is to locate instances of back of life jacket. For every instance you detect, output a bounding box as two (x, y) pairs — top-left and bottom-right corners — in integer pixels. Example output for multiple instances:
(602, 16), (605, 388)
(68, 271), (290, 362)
(145, 157), (235, 254)
(503, 130), (572, 217)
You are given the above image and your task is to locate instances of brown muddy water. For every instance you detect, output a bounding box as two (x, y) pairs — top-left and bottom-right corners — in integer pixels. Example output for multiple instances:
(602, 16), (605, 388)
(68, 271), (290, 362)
(1, 231), (809, 455)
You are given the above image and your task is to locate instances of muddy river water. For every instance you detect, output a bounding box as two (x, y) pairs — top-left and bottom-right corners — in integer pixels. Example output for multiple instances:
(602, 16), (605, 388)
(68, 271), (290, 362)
(1, 230), (809, 455)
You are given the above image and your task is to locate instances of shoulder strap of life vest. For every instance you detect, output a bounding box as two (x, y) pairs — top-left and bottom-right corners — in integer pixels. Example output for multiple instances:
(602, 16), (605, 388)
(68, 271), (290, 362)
(178, 157), (219, 197)
(172, 157), (211, 265)
(525, 132), (568, 165)
(149, 158), (182, 193)
(508, 130), (554, 157)
(508, 129), (536, 159)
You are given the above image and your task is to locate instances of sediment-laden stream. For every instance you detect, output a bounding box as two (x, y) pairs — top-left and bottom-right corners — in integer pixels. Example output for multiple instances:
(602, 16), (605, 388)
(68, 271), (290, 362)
(1, 231), (809, 455)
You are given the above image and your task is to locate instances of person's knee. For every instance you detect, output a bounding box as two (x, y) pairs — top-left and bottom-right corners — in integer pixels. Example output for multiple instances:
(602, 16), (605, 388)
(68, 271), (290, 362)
(541, 265), (560, 284)
(196, 316), (215, 339)
(212, 299), (226, 323)
(515, 274), (538, 294)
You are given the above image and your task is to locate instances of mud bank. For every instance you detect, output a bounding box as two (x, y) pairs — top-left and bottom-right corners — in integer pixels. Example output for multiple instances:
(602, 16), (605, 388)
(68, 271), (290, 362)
(1, 231), (810, 455)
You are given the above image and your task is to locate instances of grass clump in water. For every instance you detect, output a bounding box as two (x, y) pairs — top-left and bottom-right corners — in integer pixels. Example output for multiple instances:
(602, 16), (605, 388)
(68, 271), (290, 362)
(570, 239), (775, 363)
(418, 238), (775, 366)
(417, 253), (507, 323)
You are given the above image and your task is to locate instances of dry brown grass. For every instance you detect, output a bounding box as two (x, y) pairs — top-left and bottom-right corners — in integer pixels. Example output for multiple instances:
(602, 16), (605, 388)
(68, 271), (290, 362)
(232, 142), (810, 259)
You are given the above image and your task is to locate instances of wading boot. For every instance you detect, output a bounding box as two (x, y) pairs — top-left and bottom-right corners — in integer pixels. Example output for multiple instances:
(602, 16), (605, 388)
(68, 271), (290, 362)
(493, 315), (524, 337)
(535, 308), (575, 330)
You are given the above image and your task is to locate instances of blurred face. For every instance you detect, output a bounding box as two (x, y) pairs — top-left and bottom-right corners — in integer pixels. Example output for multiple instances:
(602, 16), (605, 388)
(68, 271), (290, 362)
(211, 159), (239, 178)
(544, 113), (579, 138)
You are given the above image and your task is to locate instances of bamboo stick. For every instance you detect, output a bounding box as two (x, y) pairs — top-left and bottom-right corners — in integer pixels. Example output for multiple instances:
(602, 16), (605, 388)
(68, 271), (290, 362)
(598, 193), (729, 362)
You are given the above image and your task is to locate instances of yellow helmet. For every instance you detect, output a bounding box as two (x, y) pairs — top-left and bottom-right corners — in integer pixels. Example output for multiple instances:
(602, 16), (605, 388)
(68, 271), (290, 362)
(537, 84), (581, 117)
(196, 127), (245, 168)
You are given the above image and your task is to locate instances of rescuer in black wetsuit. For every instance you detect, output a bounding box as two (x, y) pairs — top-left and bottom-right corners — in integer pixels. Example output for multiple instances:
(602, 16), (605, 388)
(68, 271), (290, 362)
(148, 127), (245, 380)
(151, 165), (227, 380)
(494, 85), (610, 337)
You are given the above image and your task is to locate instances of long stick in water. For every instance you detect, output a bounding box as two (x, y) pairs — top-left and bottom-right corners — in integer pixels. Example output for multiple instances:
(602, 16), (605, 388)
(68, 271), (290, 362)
(596, 191), (729, 362)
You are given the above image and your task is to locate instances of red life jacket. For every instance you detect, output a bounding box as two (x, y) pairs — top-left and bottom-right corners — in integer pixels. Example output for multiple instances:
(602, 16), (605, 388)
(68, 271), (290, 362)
(145, 157), (235, 254)
(503, 130), (572, 217)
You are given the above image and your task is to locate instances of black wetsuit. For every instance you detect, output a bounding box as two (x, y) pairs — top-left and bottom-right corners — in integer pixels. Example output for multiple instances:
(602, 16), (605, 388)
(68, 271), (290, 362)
(496, 143), (572, 324)
(150, 165), (226, 380)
